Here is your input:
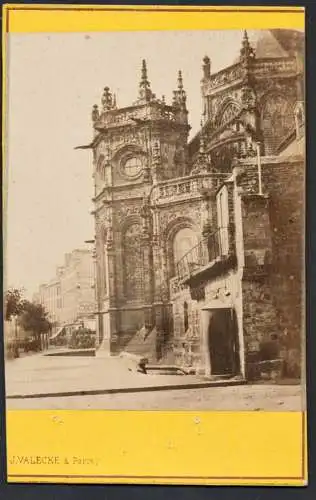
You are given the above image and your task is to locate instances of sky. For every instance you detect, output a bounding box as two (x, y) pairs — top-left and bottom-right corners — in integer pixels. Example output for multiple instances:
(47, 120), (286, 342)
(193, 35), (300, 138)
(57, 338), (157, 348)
(4, 30), (259, 298)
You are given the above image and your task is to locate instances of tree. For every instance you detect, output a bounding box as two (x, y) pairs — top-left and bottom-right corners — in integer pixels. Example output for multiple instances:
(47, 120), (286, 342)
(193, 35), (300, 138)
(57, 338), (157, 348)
(4, 288), (26, 321)
(19, 301), (52, 343)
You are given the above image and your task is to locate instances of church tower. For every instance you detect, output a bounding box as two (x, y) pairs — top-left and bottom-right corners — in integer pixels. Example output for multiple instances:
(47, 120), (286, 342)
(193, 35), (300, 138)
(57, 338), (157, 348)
(90, 60), (190, 354)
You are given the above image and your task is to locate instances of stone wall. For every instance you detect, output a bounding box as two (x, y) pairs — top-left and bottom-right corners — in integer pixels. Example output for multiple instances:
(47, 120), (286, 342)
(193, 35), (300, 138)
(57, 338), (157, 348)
(236, 156), (304, 378)
(169, 269), (244, 375)
(264, 158), (304, 377)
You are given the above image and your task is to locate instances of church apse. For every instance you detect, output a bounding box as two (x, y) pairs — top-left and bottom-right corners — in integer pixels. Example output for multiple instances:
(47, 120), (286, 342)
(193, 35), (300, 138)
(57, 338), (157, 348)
(82, 30), (304, 381)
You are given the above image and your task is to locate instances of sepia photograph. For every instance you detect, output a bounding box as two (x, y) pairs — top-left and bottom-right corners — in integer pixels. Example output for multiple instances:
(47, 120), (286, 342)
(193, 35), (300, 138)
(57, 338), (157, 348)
(4, 27), (305, 412)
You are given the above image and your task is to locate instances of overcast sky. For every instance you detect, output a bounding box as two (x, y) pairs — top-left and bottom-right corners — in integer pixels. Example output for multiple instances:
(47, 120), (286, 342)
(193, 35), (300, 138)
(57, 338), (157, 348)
(5, 30), (259, 297)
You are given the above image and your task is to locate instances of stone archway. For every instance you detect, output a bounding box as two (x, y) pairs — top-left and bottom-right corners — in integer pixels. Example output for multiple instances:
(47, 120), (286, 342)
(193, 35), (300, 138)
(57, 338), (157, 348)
(164, 217), (200, 279)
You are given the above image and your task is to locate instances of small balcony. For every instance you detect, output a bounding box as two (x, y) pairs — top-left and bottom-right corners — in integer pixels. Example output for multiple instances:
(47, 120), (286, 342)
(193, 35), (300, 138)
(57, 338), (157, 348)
(175, 227), (236, 289)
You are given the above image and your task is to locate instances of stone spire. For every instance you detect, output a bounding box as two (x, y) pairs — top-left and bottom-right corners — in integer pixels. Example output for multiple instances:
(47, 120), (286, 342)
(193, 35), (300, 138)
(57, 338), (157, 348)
(192, 122), (209, 175)
(138, 59), (153, 102)
(172, 70), (187, 107)
(240, 30), (255, 63)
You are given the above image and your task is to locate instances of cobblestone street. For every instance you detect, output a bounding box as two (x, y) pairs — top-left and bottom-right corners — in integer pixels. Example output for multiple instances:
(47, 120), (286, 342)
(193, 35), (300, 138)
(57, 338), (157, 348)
(6, 382), (303, 411)
(5, 352), (304, 411)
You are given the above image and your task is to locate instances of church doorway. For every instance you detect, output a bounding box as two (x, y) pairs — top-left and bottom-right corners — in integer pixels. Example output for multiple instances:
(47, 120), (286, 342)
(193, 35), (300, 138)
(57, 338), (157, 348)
(207, 308), (240, 376)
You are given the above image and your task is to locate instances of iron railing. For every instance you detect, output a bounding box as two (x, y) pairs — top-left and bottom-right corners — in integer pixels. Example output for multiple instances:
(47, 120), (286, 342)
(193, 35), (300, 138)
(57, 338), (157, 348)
(175, 227), (228, 282)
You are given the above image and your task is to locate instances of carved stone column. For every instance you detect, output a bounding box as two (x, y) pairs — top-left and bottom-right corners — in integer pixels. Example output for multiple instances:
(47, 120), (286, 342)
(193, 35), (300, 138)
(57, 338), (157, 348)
(140, 197), (154, 329)
(97, 208), (119, 355)
(200, 187), (213, 237)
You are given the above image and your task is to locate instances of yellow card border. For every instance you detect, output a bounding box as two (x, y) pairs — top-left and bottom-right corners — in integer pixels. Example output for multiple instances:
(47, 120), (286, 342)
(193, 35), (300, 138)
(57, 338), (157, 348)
(2, 3), (307, 486)
(3, 4), (305, 32)
(5, 410), (307, 485)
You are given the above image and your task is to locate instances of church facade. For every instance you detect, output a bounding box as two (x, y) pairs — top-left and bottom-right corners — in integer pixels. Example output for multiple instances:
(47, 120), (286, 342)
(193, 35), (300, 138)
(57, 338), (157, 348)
(86, 30), (305, 381)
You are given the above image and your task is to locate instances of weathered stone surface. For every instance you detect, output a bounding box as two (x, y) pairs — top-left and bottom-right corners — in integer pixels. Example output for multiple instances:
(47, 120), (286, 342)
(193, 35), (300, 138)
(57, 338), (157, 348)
(92, 35), (304, 382)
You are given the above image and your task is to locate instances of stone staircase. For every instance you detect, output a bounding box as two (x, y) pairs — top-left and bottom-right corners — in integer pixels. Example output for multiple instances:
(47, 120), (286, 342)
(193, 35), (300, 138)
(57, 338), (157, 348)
(122, 325), (158, 362)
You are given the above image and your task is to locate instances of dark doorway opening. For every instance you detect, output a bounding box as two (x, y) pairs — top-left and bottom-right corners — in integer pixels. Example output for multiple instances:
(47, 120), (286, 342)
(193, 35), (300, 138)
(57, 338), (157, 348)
(208, 308), (240, 376)
(184, 302), (189, 332)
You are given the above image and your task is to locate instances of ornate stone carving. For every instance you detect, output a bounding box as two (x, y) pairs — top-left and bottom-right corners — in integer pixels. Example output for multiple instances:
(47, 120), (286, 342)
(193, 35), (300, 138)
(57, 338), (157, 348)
(241, 85), (257, 110)
(92, 104), (99, 122)
(216, 101), (241, 128)
(203, 63), (243, 94)
(123, 222), (144, 301)
(159, 204), (201, 237)
(115, 203), (141, 224)
(140, 195), (152, 235)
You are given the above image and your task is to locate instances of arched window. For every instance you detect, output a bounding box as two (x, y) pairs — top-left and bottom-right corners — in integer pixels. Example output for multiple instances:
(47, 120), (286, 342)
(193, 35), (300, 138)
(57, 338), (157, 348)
(172, 227), (199, 276)
(217, 102), (240, 128)
(261, 94), (295, 154)
(123, 223), (144, 301)
(96, 154), (105, 181)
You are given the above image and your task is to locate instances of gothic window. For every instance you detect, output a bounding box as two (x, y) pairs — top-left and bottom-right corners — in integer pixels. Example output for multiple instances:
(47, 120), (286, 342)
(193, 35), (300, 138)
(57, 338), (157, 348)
(172, 227), (199, 276)
(217, 102), (240, 128)
(123, 223), (144, 301)
(261, 94), (295, 154)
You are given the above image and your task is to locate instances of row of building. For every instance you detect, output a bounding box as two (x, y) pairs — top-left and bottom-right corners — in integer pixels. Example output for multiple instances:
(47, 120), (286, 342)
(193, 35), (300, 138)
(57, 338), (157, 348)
(33, 248), (96, 338)
(80, 29), (305, 381)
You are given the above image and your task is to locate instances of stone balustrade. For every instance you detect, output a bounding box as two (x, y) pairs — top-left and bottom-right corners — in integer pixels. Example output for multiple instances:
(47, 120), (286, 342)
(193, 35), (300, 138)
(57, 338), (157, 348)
(202, 57), (297, 95)
(151, 173), (227, 204)
(97, 103), (178, 129)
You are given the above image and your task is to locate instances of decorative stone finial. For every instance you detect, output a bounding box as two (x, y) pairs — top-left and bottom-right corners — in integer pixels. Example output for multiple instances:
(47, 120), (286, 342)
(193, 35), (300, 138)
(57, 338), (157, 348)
(101, 86), (113, 111)
(240, 30), (255, 62)
(92, 104), (99, 122)
(202, 55), (211, 79)
(138, 59), (153, 102)
(141, 59), (148, 83)
(173, 70), (187, 108)
(177, 70), (183, 90)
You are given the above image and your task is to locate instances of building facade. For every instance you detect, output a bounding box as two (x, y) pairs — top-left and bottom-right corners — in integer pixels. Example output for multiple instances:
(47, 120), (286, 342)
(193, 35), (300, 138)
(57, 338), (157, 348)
(88, 30), (305, 380)
(36, 279), (62, 332)
(36, 249), (96, 334)
(59, 249), (95, 329)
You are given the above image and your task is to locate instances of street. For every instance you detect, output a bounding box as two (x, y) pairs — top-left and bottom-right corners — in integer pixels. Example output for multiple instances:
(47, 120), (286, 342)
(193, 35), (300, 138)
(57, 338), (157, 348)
(5, 351), (304, 411)
(6, 381), (303, 411)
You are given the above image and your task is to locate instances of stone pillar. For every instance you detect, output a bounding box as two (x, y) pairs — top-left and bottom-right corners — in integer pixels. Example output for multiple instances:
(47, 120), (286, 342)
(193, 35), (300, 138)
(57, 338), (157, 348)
(141, 233), (154, 329)
(97, 210), (119, 355)
(140, 197), (154, 330)
(200, 188), (212, 236)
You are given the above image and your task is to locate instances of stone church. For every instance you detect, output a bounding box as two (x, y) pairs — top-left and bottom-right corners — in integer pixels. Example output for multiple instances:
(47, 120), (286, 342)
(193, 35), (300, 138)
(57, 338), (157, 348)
(83, 30), (305, 381)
